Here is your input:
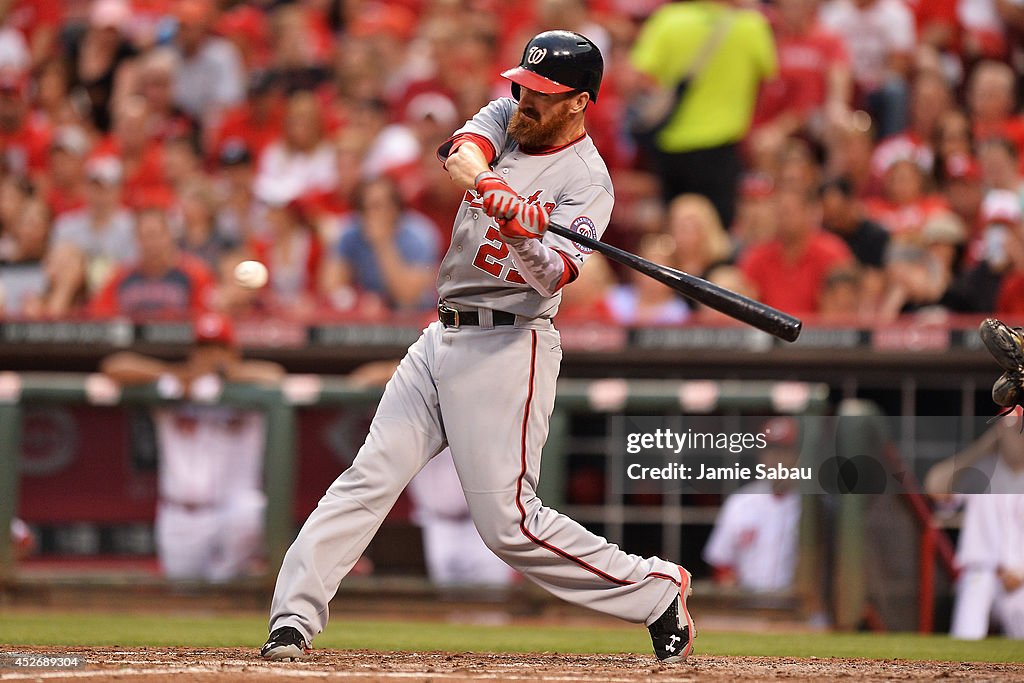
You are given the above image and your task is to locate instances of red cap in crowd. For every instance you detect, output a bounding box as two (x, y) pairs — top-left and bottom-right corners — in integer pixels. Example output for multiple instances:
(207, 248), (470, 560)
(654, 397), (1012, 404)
(350, 4), (416, 41)
(194, 312), (236, 346)
(177, 0), (215, 27)
(215, 5), (269, 48)
(85, 156), (124, 186)
(982, 189), (1022, 225)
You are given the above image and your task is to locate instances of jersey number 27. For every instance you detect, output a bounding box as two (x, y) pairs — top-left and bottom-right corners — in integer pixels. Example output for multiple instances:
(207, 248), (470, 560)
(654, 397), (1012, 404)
(472, 226), (527, 284)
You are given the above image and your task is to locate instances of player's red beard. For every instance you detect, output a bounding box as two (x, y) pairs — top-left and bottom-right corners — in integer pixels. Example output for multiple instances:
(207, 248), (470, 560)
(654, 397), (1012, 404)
(508, 104), (574, 150)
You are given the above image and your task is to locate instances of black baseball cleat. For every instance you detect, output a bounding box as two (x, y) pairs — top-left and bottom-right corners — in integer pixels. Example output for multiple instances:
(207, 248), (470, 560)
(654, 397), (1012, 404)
(261, 626), (310, 661)
(648, 567), (696, 663)
(980, 319), (1024, 372)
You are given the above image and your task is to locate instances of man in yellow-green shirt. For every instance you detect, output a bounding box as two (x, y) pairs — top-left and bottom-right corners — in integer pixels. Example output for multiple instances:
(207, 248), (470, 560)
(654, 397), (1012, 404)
(631, 0), (776, 228)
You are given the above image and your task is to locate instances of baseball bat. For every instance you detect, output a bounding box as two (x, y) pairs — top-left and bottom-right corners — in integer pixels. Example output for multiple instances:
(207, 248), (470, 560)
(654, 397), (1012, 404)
(547, 223), (803, 343)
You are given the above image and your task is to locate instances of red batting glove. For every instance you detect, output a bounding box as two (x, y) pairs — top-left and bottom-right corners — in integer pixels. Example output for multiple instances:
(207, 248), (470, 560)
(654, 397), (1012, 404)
(497, 202), (549, 240)
(475, 171), (520, 220)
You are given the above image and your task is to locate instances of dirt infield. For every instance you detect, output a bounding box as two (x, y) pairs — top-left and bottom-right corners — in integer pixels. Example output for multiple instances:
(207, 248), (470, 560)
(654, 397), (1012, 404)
(2, 647), (1024, 683)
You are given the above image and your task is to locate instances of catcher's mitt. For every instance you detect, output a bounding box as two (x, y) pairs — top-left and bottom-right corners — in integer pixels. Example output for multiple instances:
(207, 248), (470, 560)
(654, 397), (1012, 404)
(979, 318), (1024, 417)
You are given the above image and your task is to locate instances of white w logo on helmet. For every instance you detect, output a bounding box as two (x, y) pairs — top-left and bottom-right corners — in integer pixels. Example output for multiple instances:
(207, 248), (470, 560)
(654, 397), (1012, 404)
(526, 47), (547, 64)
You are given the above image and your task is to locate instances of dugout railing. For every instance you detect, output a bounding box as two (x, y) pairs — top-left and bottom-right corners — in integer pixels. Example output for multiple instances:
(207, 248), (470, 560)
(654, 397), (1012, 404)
(3, 374), (851, 623)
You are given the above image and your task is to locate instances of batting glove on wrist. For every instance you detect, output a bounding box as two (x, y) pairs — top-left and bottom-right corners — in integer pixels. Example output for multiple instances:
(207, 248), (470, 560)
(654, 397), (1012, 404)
(475, 171), (520, 220)
(497, 202), (549, 240)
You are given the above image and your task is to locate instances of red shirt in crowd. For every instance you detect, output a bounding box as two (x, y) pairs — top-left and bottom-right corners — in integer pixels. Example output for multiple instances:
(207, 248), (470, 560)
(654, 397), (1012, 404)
(905, 0), (959, 52)
(90, 254), (215, 319)
(92, 137), (171, 209)
(5, 0), (62, 47)
(997, 273), (1024, 315)
(44, 184), (86, 217)
(755, 15), (848, 126)
(974, 117), (1024, 159)
(215, 3), (272, 68)
(0, 117), (51, 177)
(740, 230), (854, 314)
(864, 195), (948, 238)
(210, 98), (285, 165)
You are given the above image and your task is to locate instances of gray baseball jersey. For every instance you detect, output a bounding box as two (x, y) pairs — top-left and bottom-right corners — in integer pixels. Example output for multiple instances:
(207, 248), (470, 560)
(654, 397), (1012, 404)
(268, 98), (685, 652)
(436, 98), (613, 318)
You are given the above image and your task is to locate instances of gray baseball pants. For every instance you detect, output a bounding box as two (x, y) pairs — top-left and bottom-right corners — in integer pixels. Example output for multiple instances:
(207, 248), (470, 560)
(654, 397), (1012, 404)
(269, 320), (682, 642)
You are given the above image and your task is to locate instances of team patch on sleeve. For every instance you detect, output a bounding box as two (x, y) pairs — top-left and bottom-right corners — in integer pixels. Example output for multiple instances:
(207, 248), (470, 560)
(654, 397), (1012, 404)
(569, 216), (598, 254)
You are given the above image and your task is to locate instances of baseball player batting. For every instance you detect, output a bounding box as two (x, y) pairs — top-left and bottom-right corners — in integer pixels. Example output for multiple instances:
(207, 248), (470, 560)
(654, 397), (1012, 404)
(261, 31), (695, 663)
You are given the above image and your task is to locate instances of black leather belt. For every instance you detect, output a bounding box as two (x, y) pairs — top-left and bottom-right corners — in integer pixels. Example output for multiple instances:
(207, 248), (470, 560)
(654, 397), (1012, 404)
(438, 303), (516, 327)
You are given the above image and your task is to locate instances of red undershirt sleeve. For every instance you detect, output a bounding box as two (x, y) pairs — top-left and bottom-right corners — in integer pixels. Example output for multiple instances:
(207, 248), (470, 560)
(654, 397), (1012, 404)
(436, 133), (496, 164)
(553, 249), (579, 291)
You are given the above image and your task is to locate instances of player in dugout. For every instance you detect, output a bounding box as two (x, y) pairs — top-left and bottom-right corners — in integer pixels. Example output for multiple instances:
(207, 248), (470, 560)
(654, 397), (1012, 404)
(101, 311), (284, 582)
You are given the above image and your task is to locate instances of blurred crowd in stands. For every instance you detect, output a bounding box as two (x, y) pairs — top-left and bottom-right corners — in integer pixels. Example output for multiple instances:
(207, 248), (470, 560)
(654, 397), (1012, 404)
(3, 0), (1024, 326)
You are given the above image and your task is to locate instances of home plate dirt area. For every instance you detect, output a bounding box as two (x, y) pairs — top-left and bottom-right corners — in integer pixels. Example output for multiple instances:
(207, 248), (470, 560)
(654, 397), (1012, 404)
(2, 648), (1024, 683)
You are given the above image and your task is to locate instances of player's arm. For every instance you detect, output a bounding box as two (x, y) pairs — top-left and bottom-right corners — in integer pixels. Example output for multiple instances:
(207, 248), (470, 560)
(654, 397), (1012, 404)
(509, 183), (614, 297)
(439, 98), (513, 190)
(445, 142), (531, 232)
(100, 352), (178, 385)
(443, 141), (491, 192)
(503, 231), (573, 297)
(437, 98), (511, 163)
(225, 359), (286, 385)
(923, 425), (1000, 503)
(346, 360), (401, 388)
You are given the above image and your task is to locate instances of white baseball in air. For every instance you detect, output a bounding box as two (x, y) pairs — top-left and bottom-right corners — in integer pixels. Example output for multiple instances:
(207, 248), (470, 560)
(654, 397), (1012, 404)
(234, 260), (269, 289)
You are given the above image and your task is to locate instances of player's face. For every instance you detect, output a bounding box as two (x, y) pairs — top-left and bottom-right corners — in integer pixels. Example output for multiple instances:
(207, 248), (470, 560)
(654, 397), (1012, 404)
(508, 87), (579, 148)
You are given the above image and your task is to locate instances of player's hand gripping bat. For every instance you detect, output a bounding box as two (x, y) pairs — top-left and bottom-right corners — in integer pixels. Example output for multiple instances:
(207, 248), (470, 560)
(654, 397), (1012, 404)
(547, 223), (803, 343)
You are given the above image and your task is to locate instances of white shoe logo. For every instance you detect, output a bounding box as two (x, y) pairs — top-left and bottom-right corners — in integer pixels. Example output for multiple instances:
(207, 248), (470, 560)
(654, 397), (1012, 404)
(665, 634), (681, 652)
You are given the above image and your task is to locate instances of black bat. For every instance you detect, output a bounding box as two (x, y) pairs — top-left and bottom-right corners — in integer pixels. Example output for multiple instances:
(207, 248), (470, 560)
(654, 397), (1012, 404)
(548, 223), (803, 343)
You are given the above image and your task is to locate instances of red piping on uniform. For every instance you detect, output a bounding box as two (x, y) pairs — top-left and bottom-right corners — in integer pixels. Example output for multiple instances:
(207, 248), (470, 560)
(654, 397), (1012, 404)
(520, 132), (587, 156)
(678, 567), (695, 658)
(514, 331), (630, 585)
(514, 330), (682, 589)
(647, 571), (681, 586)
(553, 250), (579, 291)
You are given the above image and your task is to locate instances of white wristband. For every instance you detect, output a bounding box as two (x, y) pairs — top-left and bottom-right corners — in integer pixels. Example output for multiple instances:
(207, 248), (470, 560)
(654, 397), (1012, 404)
(156, 373), (184, 400)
